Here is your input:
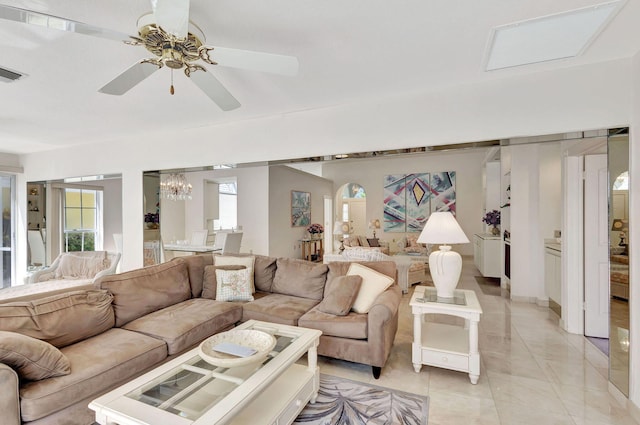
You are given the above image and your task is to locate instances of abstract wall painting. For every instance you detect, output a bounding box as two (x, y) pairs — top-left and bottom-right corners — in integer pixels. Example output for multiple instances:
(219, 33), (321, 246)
(383, 171), (456, 232)
(430, 171), (456, 215)
(291, 190), (311, 227)
(383, 174), (407, 232)
(405, 173), (431, 232)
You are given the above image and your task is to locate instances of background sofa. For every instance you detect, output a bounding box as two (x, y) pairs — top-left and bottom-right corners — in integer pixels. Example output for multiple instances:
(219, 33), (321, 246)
(0, 253), (400, 425)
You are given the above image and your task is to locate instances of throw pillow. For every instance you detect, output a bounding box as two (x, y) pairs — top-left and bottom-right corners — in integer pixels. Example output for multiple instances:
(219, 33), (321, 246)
(0, 331), (71, 381)
(201, 265), (246, 299)
(215, 268), (254, 302)
(214, 255), (256, 293)
(271, 258), (329, 301)
(347, 263), (395, 313)
(317, 275), (362, 316)
(367, 238), (380, 247)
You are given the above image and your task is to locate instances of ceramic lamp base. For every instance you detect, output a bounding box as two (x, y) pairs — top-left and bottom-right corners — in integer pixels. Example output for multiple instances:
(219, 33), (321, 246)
(428, 245), (462, 298)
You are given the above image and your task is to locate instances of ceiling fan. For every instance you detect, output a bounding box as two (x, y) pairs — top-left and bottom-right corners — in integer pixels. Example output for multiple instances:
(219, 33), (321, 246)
(0, 0), (299, 110)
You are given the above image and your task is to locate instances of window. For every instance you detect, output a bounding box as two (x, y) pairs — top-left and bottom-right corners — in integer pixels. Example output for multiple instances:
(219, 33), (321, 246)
(218, 182), (237, 230)
(64, 188), (102, 252)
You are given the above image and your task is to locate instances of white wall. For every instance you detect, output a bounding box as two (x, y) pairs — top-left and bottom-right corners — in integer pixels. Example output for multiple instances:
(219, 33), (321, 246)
(268, 166), (334, 258)
(79, 178), (122, 253)
(321, 149), (486, 256)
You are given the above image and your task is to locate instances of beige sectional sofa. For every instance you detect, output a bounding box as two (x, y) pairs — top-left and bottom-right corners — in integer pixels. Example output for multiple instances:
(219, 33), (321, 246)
(0, 253), (400, 425)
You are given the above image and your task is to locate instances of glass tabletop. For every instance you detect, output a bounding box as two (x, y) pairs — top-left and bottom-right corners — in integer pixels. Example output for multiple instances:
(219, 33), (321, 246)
(415, 288), (467, 306)
(124, 324), (297, 420)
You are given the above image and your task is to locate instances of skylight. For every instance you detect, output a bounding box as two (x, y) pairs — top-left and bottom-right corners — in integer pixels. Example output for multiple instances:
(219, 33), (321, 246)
(484, 1), (625, 71)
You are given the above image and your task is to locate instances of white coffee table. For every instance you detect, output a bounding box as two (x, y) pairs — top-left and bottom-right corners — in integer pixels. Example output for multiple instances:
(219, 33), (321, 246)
(409, 286), (482, 384)
(89, 320), (322, 425)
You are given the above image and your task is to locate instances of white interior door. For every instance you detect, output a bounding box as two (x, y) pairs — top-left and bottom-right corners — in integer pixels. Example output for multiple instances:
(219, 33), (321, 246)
(584, 154), (609, 338)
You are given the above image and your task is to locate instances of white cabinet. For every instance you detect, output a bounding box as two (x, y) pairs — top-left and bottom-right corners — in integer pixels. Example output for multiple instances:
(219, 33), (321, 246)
(544, 246), (561, 304)
(473, 234), (501, 278)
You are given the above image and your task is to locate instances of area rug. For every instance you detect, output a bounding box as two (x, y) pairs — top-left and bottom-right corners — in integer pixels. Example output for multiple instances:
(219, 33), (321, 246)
(474, 275), (502, 296)
(294, 374), (429, 425)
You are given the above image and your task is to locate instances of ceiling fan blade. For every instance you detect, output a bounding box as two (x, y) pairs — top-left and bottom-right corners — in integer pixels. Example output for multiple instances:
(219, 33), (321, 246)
(190, 70), (240, 111)
(99, 62), (160, 95)
(0, 4), (130, 42)
(210, 47), (299, 76)
(150, 0), (189, 39)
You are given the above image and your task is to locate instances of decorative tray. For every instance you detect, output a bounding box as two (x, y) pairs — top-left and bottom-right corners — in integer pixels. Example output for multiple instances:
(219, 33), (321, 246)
(198, 329), (276, 368)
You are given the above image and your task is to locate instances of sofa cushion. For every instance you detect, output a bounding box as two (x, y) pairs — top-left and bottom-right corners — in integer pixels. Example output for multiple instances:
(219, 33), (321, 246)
(175, 255), (214, 298)
(215, 255), (256, 292)
(0, 289), (114, 348)
(253, 255), (277, 292)
(347, 263), (394, 313)
(215, 268), (254, 302)
(317, 275), (362, 316)
(96, 259), (191, 327)
(19, 328), (167, 422)
(241, 294), (319, 326)
(202, 265), (247, 299)
(298, 308), (368, 339)
(271, 258), (328, 301)
(0, 331), (70, 381)
(122, 298), (243, 355)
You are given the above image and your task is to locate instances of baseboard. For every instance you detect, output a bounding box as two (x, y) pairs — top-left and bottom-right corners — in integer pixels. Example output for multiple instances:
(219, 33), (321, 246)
(548, 299), (561, 317)
(537, 297), (549, 308)
(510, 295), (538, 304)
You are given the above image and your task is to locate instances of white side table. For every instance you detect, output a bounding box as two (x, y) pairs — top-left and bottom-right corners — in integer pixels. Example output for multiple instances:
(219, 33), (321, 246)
(409, 286), (483, 384)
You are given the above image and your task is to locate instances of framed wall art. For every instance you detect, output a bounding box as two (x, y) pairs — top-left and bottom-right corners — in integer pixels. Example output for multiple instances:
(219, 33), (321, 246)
(383, 171), (456, 232)
(291, 190), (311, 227)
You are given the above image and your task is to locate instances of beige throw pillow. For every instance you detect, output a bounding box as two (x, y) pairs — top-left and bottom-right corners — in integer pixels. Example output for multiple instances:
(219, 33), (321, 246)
(202, 265), (246, 299)
(0, 331), (71, 381)
(214, 255), (256, 293)
(215, 269), (254, 302)
(317, 275), (362, 316)
(347, 263), (394, 313)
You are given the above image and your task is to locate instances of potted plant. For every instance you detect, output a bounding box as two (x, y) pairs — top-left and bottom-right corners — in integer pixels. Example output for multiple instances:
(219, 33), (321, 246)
(307, 223), (324, 239)
(482, 210), (501, 236)
(144, 212), (160, 229)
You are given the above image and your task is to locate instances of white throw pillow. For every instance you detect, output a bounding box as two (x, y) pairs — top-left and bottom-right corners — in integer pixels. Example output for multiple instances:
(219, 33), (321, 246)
(215, 268), (254, 302)
(347, 263), (394, 313)
(214, 255), (256, 293)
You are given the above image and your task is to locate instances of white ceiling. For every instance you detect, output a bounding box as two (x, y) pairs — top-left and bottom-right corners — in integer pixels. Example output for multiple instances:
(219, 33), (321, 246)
(1, 0), (639, 155)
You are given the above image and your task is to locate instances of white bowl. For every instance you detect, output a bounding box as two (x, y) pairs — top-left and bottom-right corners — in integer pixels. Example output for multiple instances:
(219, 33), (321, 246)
(198, 329), (276, 368)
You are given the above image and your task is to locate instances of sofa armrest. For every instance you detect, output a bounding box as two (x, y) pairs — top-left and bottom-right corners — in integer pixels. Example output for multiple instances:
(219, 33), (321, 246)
(0, 363), (21, 425)
(92, 253), (121, 283)
(366, 284), (402, 367)
(29, 265), (59, 283)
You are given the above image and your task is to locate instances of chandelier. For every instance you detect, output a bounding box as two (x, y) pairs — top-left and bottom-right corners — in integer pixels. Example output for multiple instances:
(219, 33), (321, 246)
(160, 173), (192, 201)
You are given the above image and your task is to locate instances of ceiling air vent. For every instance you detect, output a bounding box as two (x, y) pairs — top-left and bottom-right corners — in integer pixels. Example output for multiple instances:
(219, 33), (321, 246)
(0, 67), (24, 83)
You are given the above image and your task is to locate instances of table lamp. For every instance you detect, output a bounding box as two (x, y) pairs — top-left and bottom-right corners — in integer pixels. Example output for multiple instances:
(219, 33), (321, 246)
(612, 218), (629, 255)
(369, 218), (381, 238)
(417, 211), (470, 298)
(333, 221), (349, 253)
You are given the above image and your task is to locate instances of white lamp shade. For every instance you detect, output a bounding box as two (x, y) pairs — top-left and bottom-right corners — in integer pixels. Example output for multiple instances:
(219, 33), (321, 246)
(333, 222), (349, 235)
(417, 212), (469, 245)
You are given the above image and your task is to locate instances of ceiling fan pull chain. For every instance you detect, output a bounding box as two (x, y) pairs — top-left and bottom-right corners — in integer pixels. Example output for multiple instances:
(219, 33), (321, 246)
(170, 69), (175, 95)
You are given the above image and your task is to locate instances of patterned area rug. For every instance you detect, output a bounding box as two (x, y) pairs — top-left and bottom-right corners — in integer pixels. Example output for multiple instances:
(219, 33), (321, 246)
(294, 374), (429, 425)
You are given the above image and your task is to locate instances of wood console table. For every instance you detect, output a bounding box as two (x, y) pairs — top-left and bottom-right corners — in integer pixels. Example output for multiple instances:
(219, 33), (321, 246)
(300, 239), (323, 262)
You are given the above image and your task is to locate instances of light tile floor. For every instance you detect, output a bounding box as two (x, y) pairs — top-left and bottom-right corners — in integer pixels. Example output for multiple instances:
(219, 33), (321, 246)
(316, 258), (638, 425)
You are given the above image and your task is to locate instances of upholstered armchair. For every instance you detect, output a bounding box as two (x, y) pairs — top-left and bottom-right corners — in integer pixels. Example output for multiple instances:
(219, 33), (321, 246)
(29, 251), (121, 284)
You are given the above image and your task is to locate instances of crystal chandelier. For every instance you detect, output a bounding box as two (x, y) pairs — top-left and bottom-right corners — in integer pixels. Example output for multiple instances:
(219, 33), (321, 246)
(160, 173), (192, 201)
